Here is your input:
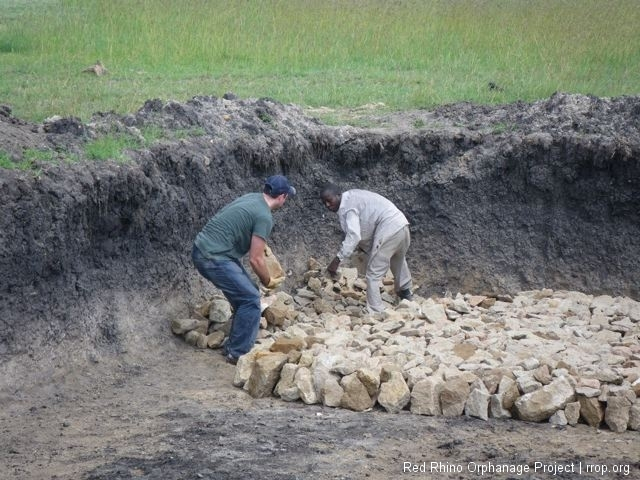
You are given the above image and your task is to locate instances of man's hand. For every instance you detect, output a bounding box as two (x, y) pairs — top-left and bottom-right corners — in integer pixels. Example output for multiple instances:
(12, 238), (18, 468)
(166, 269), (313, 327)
(266, 276), (285, 290)
(327, 256), (341, 276)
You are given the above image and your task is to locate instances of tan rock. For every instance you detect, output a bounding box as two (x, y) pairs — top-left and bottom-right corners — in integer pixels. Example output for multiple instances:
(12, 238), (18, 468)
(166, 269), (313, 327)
(356, 368), (381, 397)
(378, 371), (410, 413)
(380, 364), (403, 383)
(209, 296), (232, 324)
(295, 367), (319, 404)
(184, 330), (203, 347)
(467, 295), (487, 307)
(206, 331), (225, 349)
(422, 304), (447, 323)
(411, 377), (443, 416)
(312, 298), (334, 315)
(171, 318), (201, 335)
(307, 257), (321, 271)
(514, 376), (575, 422)
(274, 363), (300, 402)
(340, 373), (374, 412)
(321, 375), (344, 407)
(479, 297), (497, 308)
(191, 300), (212, 319)
(480, 369), (514, 394)
(264, 244), (285, 279)
(629, 401), (640, 430)
(307, 277), (322, 294)
(270, 336), (306, 354)
(490, 394), (512, 419)
(440, 377), (470, 417)
(578, 396), (604, 427)
(533, 364), (553, 385)
(604, 396), (632, 433)
(453, 343), (477, 360)
(564, 401), (581, 425)
(233, 350), (259, 388)
(498, 376), (520, 409)
(263, 301), (293, 327)
(245, 352), (288, 398)
(465, 387), (490, 421)
(287, 350), (302, 364)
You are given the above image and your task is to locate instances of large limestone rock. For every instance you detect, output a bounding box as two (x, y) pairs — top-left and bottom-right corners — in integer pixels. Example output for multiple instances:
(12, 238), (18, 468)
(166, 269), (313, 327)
(321, 374), (344, 407)
(411, 377), (443, 415)
(340, 373), (374, 412)
(564, 401), (581, 426)
(465, 382), (490, 420)
(295, 367), (319, 405)
(245, 352), (288, 398)
(274, 363), (300, 402)
(377, 371), (410, 413)
(514, 376), (575, 422)
(440, 377), (470, 417)
(579, 396), (605, 427)
(604, 396), (632, 433)
(209, 296), (232, 324)
(263, 301), (295, 327)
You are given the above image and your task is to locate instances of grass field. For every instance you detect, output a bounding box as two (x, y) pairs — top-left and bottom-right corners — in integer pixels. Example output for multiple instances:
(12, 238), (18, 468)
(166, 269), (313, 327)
(0, 0), (639, 122)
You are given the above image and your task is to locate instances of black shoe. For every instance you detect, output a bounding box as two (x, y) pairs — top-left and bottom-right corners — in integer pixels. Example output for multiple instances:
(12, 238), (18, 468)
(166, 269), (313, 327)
(398, 288), (413, 301)
(224, 353), (238, 365)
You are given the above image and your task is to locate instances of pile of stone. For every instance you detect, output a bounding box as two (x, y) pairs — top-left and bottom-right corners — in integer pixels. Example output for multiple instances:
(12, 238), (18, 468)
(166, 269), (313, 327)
(171, 295), (231, 349)
(176, 258), (640, 433)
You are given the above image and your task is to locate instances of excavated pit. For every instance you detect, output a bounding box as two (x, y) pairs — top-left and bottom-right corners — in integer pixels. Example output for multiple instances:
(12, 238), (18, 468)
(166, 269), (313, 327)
(1, 93), (639, 479)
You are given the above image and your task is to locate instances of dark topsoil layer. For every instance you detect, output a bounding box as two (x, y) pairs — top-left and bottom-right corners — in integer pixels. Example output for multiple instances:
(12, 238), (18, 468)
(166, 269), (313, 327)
(1, 92), (639, 388)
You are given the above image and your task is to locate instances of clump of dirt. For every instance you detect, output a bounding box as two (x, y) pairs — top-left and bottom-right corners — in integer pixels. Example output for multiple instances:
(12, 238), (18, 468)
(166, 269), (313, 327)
(0, 93), (639, 479)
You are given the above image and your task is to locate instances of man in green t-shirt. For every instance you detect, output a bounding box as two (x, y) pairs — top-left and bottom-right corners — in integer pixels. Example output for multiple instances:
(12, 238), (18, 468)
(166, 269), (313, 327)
(192, 175), (296, 364)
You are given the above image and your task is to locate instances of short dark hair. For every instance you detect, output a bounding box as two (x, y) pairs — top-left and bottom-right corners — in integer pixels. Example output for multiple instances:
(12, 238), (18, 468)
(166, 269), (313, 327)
(320, 183), (341, 199)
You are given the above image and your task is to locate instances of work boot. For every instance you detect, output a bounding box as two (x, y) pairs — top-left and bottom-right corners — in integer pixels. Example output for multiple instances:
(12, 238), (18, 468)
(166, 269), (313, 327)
(398, 288), (413, 301)
(224, 352), (238, 365)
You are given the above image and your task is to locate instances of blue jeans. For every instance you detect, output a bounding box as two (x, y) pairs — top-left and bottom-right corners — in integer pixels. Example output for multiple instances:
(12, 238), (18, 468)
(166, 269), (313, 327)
(192, 245), (261, 359)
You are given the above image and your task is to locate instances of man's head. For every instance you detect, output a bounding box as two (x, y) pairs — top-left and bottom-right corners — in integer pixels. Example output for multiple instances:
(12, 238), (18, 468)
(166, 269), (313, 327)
(320, 183), (342, 212)
(264, 175), (296, 209)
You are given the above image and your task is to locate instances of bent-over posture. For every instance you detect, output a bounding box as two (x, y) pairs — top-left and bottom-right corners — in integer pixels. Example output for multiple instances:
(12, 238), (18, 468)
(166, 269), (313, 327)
(192, 175), (295, 363)
(320, 183), (413, 313)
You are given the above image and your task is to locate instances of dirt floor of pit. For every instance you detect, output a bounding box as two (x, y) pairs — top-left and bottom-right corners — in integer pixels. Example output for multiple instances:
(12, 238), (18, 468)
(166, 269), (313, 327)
(1, 338), (638, 480)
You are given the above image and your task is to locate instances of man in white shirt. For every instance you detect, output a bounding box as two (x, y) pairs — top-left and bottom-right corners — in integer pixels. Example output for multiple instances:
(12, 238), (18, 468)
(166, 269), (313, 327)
(320, 183), (413, 313)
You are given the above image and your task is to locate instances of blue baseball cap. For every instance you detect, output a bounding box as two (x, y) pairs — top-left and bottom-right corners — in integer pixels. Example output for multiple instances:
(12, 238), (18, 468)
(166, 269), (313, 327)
(265, 175), (296, 197)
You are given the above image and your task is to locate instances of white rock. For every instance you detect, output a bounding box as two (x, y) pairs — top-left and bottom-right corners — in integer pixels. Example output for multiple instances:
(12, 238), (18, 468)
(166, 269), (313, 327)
(465, 387), (490, 421)
(295, 367), (319, 404)
(410, 377), (443, 416)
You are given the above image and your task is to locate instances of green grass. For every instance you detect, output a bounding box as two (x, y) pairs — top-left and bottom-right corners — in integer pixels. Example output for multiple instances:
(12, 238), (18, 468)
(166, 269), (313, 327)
(0, 0), (638, 122)
(84, 133), (139, 162)
(0, 146), (82, 170)
(0, 150), (14, 168)
(23, 147), (56, 163)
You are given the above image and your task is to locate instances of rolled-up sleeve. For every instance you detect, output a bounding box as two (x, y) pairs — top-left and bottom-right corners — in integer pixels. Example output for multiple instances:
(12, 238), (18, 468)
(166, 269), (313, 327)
(337, 209), (361, 261)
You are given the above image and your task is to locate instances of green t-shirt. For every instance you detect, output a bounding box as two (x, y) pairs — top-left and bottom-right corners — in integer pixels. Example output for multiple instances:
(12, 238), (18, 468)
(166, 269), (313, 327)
(195, 192), (273, 261)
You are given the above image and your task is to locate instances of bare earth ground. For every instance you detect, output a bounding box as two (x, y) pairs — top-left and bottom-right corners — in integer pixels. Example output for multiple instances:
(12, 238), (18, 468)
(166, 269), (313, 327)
(2, 339), (637, 480)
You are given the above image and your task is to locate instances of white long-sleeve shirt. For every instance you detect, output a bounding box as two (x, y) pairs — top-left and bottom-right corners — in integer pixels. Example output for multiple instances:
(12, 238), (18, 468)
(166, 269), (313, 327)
(336, 189), (409, 261)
